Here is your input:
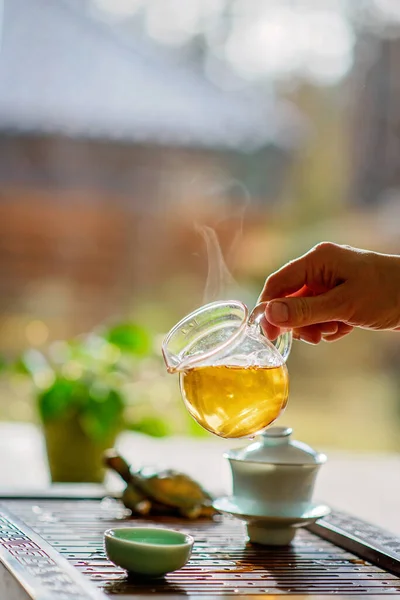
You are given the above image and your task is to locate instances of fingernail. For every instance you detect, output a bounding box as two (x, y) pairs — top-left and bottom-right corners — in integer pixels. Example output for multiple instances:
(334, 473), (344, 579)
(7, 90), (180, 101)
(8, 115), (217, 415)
(269, 301), (289, 324)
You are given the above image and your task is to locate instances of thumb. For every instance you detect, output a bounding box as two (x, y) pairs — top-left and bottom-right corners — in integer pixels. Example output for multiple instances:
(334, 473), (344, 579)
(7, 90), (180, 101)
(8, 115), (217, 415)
(266, 286), (348, 328)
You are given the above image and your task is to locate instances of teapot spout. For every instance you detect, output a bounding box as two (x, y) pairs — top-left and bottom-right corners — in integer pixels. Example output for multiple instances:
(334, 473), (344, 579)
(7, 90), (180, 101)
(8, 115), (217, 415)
(162, 348), (195, 374)
(161, 345), (181, 374)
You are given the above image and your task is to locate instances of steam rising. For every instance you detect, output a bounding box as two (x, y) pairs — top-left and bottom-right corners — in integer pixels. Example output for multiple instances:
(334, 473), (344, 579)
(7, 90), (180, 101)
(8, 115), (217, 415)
(196, 179), (251, 305)
(197, 225), (237, 303)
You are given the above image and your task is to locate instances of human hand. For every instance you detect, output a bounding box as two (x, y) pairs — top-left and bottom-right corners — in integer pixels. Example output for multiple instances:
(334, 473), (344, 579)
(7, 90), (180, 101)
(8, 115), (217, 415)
(259, 242), (400, 344)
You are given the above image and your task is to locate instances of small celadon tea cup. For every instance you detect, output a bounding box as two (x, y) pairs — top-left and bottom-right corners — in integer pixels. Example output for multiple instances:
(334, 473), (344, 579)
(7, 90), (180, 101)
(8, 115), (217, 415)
(104, 527), (194, 577)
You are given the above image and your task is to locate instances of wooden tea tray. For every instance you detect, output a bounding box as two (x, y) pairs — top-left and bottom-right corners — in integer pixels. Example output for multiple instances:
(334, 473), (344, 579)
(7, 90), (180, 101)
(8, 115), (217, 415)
(0, 496), (399, 599)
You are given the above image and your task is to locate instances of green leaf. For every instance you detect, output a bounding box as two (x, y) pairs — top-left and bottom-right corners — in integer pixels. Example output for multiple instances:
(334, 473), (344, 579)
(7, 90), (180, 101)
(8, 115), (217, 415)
(105, 323), (150, 356)
(13, 357), (31, 376)
(37, 378), (78, 422)
(17, 349), (49, 377)
(79, 388), (124, 442)
(128, 416), (170, 438)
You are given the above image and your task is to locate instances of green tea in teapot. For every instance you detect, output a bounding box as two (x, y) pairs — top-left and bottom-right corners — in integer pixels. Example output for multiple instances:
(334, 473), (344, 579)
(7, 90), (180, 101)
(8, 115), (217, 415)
(180, 364), (289, 438)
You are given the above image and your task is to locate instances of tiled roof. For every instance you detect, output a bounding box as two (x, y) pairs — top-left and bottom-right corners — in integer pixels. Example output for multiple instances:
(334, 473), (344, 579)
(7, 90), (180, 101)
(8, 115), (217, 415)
(0, 0), (308, 151)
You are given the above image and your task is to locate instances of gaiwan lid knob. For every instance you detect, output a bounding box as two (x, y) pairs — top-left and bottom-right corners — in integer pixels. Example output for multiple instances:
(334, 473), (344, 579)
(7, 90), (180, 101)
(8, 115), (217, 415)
(225, 427), (326, 466)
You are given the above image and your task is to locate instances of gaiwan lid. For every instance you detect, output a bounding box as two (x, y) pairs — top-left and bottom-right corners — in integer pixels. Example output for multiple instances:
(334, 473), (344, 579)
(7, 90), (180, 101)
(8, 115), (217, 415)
(225, 427), (326, 466)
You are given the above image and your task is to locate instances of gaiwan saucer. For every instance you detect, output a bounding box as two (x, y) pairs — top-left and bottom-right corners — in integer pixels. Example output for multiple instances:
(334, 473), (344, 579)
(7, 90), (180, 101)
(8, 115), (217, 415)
(213, 497), (330, 546)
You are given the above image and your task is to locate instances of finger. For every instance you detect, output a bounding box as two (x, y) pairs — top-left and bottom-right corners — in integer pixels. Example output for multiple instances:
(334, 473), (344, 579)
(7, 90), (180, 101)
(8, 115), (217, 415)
(294, 322), (351, 344)
(261, 291), (317, 340)
(259, 254), (310, 302)
(322, 323), (354, 342)
(263, 318), (339, 344)
(259, 242), (351, 303)
(259, 242), (342, 301)
(290, 285), (317, 298)
(318, 322), (339, 335)
(266, 285), (348, 328)
(260, 316), (281, 341)
(296, 330), (322, 345)
(293, 322), (338, 342)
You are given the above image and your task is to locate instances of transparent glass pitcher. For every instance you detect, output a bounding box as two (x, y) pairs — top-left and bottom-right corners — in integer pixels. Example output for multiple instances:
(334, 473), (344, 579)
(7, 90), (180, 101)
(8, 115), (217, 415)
(162, 300), (292, 439)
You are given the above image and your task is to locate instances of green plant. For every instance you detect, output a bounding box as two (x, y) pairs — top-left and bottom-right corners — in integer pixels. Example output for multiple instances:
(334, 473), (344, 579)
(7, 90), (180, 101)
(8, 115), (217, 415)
(4, 320), (213, 445)
(14, 322), (156, 443)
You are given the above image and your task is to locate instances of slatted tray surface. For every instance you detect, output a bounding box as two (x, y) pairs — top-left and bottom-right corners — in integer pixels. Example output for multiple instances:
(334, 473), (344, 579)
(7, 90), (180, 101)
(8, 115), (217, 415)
(2, 498), (400, 596)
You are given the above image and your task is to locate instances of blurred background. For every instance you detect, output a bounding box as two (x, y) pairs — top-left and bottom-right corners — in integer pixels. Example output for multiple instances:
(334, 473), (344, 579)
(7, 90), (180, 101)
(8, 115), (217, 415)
(0, 0), (399, 454)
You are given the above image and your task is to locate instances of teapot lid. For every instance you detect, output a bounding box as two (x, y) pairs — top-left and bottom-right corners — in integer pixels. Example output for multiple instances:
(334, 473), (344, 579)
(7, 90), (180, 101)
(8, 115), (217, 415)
(225, 427), (326, 466)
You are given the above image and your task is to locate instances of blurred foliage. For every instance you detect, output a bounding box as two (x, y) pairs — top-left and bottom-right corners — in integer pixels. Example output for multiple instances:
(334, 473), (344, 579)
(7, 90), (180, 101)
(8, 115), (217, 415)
(105, 323), (151, 356)
(4, 322), (183, 441)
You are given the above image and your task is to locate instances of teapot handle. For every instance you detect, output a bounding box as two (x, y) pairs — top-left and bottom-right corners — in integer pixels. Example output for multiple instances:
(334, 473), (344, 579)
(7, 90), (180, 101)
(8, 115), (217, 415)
(248, 302), (292, 363)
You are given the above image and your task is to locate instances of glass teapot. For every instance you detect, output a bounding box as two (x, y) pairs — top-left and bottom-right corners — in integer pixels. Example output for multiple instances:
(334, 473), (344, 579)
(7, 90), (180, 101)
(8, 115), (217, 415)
(162, 300), (292, 439)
